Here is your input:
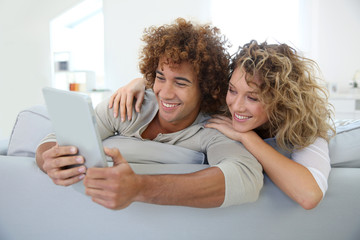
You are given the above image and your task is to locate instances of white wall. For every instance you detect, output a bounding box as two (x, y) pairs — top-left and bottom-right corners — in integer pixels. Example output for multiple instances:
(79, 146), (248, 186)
(300, 0), (360, 93)
(0, 0), (212, 139)
(1, 0), (360, 139)
(103, 0), (212, 90)
(0, 0), (84, 139)
(316, 0), (360, 93)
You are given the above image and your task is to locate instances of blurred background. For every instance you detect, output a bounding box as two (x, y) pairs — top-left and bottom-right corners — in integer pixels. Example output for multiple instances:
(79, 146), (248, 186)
(1, 0), (360, 139)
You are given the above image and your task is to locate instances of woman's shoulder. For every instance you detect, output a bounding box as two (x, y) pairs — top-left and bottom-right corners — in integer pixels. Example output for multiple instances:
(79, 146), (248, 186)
(292, 137), (330, 162)
(299, 137), (328, 152)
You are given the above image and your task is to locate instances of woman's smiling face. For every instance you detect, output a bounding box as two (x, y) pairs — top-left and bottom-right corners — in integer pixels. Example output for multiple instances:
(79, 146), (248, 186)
(226, 67), (269, 133)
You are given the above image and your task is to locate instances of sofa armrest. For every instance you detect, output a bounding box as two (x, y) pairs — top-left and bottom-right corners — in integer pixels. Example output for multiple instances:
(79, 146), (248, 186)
(0, 138), (9, 155)
(7, 105), (52, 157)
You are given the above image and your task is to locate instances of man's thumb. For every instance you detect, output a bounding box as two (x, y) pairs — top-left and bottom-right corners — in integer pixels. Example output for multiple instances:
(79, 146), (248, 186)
(104, 147), (126, 166)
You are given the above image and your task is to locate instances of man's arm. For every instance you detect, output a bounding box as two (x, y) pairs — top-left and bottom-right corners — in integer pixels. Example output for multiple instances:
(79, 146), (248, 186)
(138, 167), (225, 208)
(84, 148), (225, 209)
(35, 142), (86, 186)
(199, 129), (264, 207)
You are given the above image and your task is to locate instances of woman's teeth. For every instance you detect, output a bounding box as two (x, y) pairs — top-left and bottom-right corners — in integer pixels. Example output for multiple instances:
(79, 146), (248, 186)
(235, 113), (251, 120)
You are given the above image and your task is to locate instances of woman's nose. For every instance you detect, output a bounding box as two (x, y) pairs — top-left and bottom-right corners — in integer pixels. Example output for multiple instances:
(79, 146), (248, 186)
(233, 96), (246, 112)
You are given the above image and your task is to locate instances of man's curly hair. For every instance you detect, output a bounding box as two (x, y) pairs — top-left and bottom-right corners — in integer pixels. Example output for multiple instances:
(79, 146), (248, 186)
(139, 18), (230, 114)
(231, 40), (335, 150)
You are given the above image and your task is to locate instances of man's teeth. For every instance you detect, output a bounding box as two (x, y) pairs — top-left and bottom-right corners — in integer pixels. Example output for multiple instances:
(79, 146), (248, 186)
(163, 102), (178, 108)
(235, 113), (251, 119)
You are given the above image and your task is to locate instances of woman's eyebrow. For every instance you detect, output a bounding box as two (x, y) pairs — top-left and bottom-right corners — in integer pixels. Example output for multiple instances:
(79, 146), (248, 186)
(228, 81), (235, 87)
(229, 81), (258, 94)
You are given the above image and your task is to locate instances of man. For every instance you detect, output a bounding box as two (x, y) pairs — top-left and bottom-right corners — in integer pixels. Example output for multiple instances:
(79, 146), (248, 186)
(36, 18), (263, 209)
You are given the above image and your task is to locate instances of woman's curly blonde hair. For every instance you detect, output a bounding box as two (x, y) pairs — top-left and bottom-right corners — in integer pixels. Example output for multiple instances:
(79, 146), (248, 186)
(139, 18), (230, 114)
(231, 40), (335, 150)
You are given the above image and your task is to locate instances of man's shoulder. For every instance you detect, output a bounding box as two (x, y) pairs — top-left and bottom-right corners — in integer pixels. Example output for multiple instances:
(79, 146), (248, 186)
(95, 89), (156, 116)
(144, 88), (155, 98)
(190, 117), (232, 142)
(95, 95), (112, 117)
(94, 89), (158, 138)
(136, 89), (158, 116)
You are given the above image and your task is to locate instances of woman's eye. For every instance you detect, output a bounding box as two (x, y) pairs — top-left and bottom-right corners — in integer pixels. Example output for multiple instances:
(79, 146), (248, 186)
(228, 87), (236, 94)
(248, 96), (258, 101)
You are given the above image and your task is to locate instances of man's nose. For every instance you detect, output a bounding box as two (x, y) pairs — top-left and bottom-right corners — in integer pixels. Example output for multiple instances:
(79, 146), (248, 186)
(159, 82), (175, 99)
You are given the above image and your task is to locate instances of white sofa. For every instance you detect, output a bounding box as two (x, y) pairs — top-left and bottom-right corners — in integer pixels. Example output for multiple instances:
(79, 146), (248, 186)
(1, 105), (360, 240)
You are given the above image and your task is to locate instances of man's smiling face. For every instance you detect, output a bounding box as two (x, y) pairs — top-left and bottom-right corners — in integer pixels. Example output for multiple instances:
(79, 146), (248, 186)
(153, 58), (201, 131)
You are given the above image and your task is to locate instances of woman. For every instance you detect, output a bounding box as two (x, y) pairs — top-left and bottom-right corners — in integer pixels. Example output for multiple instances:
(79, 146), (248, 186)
(108, 40), (335, 209)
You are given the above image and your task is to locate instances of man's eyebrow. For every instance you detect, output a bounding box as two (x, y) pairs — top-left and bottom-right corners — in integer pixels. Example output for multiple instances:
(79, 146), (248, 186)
(156, 70), (192, 84)
(156, 70), (164, 76)
(175, 77), (191, 83)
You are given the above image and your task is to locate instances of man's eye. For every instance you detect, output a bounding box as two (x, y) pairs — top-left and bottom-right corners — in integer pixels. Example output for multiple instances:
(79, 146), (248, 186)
(176, 82), (187, 87)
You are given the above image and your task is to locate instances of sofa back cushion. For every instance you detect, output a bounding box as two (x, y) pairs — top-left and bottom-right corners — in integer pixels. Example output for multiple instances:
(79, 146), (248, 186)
(329, 119), (360, 168)
(6, 105), (360, 168)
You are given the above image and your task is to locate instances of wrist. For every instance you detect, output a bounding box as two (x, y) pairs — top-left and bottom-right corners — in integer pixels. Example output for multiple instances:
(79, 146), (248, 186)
(239, 131), (262, 147)
(133, 174), (148, 203)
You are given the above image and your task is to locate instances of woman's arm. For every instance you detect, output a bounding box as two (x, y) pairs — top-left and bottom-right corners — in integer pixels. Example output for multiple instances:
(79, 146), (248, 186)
(108, 78), (146, 121)
(239, 132), (324, 210)
(206, 115), (326, 210)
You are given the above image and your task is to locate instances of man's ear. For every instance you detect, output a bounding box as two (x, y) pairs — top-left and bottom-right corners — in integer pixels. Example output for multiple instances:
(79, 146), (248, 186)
(211, 87), (220, 99)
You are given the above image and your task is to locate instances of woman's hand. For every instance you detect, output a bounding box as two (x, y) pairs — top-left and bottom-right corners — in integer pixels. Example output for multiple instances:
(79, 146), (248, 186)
(108, 78), (146, 121)
(205, 115), (246, 142)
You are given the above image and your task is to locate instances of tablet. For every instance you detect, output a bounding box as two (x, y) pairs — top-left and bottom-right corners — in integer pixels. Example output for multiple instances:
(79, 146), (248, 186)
(42, 87), (108, 192)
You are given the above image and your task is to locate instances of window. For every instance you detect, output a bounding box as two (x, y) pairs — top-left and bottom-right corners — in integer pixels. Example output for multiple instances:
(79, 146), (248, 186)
(50, 0), (104, 92)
